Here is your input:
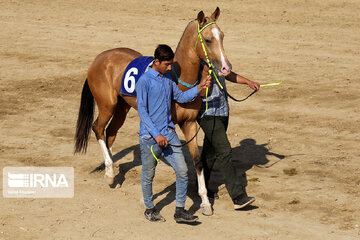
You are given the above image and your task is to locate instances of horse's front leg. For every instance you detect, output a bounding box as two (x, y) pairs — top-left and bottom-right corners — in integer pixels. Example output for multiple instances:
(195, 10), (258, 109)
(181, 121), (212, 216)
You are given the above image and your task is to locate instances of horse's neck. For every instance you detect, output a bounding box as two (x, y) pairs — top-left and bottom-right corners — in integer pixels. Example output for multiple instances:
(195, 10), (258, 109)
(174, 21), (200, 91)
(175, 53), (200, 83)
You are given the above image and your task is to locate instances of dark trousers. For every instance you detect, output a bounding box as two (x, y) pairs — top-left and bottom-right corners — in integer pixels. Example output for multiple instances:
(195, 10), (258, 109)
(199, 115), (247, 201)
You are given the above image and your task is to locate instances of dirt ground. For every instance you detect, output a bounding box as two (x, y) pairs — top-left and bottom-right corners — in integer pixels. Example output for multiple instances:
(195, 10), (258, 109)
(1, 0), (359, 239)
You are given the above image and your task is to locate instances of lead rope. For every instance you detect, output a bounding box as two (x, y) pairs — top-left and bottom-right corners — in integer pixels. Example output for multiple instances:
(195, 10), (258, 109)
(150, 23), (217, 164)
(150, 88), (208, 164)
(151, 21), (282, 163)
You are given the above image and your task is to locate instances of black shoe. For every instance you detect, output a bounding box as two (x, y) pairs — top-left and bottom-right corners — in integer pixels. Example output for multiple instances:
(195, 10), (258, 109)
(233, 194), (255, 210)
(174, 208), (199, 223)
(144, 207), (166, 222)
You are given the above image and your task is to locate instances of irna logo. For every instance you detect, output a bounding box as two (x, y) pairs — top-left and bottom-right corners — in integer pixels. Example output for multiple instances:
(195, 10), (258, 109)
(8, 172), (69, 188)
(3, 167), (74, 198)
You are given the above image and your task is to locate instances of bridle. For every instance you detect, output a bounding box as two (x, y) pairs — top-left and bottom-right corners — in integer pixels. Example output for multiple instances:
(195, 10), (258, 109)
(195, 21), (260, 102)
(151, 21), (281, 162)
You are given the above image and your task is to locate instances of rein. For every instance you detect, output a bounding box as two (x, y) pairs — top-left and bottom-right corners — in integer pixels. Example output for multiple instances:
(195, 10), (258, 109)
(196, 21), (261, 102)
(150, 21), (281, 163)
(196, 22), (283, 101)
(150, 22), (216, 163)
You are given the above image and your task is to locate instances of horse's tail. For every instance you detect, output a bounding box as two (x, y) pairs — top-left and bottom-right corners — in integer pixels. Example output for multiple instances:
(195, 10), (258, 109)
(74, 79), (94, 154)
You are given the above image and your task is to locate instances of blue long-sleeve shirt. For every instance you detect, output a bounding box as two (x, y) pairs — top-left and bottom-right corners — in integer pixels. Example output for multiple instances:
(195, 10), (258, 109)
(136, 67), (200, 139)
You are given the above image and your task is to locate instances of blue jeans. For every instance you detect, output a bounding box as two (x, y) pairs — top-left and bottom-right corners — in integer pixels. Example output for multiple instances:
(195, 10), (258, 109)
(139, 133), (188, 209)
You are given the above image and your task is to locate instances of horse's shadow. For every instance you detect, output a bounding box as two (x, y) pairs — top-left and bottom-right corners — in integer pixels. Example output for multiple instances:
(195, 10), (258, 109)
(90, 138), (287, 213)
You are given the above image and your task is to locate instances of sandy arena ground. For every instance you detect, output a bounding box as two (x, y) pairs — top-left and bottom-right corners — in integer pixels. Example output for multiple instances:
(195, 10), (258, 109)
(0, 0), (359, 239)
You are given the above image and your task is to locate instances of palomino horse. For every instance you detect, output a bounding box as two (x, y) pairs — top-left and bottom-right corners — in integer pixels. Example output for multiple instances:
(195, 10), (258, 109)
(74, 7), (231, 216)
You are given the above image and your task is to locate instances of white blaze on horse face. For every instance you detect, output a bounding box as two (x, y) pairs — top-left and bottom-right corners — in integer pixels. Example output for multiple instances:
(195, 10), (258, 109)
(211, 27), (230, 76)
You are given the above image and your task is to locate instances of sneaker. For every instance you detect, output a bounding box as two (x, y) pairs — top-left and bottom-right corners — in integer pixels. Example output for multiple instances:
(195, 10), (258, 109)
(233, 194), (255, 210)
(144, 207), (166, 222)
(174, 208), (199, 223)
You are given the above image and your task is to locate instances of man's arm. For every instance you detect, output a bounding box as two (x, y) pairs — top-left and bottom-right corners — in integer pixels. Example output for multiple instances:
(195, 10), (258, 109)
(171, 75), (211, 103)
(225, 71), (260, 91)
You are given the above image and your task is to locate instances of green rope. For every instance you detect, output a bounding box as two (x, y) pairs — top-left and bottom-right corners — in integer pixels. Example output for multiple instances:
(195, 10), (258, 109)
(150, 21), (216, 164)
(151, 144), (160, 164)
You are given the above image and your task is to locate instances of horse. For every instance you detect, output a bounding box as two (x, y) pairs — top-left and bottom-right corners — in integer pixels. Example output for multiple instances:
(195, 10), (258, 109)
(74, 7), (232, 216)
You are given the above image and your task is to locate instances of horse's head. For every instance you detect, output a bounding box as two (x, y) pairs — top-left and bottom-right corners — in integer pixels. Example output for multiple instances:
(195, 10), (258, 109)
(195, 7), (232, 77)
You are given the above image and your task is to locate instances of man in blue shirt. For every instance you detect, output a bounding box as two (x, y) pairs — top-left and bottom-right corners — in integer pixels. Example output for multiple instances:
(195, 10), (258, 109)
(136, 44), (210, 223)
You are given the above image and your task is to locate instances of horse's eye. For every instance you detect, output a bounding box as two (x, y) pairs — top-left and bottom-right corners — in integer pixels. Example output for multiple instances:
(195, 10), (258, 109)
(205, 39), (211, 44)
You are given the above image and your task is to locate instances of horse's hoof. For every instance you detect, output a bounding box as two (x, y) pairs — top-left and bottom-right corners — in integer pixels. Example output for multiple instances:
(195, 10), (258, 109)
(104, 164), (115, 185)
(108, 181), (120, 189)
(104, 175), (115, 185)
(201, 204), (213, 216)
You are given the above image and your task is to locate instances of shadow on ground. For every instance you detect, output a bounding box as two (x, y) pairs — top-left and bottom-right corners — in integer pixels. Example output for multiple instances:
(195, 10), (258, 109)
(90, 138), (287, 214)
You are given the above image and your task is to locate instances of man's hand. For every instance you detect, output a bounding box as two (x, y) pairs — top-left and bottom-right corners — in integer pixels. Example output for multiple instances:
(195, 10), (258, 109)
(197, 75), (212, 91)
(155, 134), (168, 147)
(225, 72), (260, 91)
(247, 80), (260, 91)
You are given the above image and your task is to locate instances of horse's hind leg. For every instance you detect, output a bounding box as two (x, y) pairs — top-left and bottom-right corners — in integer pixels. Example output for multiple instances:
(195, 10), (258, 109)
(92, 91), (118, 185)
(106, 96), (131, 155)
(181, 121), (212, 216)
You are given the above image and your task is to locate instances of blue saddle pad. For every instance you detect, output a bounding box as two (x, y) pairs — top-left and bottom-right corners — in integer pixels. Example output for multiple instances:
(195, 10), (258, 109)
(120, 56), (154, 97)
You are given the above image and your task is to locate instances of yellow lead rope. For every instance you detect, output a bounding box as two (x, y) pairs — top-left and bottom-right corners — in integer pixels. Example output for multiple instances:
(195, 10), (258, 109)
(151, 144), (160, 164)
(151, 83), (210, 164)
(151, 22), (282, 163)
(260, 81), (283, 87)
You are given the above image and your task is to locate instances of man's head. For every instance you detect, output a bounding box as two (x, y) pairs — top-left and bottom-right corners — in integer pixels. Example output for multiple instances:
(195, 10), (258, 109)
(152, 44), (174, 75)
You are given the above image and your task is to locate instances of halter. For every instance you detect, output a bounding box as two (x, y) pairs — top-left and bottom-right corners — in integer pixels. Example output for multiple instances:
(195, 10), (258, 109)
(173, 21), (216, 89)
(194, 22), (282, 103)
(194, 21), (217, 73)
(194, 21), (228, 92)
(195, 21), (225, 109)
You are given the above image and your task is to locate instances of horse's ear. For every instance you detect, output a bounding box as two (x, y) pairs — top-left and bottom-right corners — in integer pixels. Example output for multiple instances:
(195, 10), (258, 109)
(197, 11), (206, 26)
(211, 7), (220, 21)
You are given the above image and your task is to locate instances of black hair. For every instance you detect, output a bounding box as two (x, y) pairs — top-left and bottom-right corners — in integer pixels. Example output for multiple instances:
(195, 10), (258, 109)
(154, 44), (174, 62)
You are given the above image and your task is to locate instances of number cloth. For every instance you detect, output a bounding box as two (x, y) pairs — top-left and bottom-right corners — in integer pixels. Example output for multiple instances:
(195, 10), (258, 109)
(120, 56), (154, 97)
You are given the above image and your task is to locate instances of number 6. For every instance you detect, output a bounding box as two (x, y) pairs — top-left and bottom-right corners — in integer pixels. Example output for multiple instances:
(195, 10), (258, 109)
(124, 67), (138, 93)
